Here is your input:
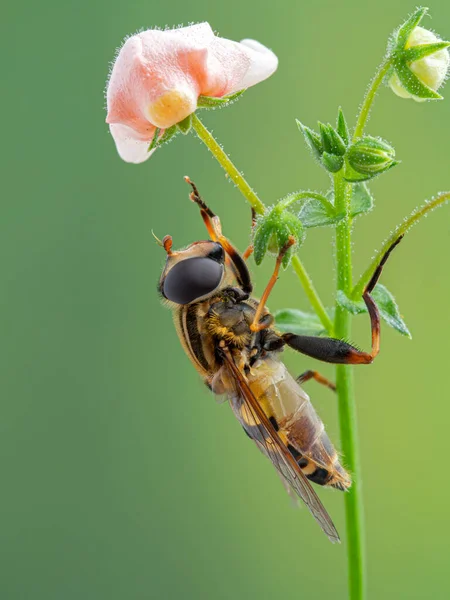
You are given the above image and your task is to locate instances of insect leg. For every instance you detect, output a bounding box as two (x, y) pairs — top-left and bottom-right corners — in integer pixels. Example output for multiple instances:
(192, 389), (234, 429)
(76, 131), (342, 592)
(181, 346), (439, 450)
(250, 236), (296, 332)
(362, 234), (404, 360)
(242, 208), (256, 261)
(185, 176), (253, 295)
(297, 370), (336, 392)
(282, 235), (404, 364)
(282, 335), (373, 364)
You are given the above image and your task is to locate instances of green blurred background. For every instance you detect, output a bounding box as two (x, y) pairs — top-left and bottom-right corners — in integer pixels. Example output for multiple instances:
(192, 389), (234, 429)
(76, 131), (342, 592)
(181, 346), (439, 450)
(2, 0), (450, 598)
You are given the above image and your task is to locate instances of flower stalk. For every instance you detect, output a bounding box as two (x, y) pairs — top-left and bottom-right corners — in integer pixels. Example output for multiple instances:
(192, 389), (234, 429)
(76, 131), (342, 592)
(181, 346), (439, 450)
(333, 170), (365, 599)
(353, 58), (392, 140)
(334, 46), (397, 597)
(191, 114), (265, 215)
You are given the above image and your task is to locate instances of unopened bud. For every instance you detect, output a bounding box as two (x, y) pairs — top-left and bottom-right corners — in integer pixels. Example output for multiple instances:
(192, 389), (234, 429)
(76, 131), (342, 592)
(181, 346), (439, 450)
(388, 8), (450, 102)
(347, 136), (398, 180)
(253, 204), (304, 268)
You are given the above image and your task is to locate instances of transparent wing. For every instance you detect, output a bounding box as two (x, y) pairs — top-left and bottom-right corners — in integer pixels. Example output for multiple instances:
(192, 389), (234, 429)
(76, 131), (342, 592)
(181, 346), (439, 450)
(221, 349), (340, 544)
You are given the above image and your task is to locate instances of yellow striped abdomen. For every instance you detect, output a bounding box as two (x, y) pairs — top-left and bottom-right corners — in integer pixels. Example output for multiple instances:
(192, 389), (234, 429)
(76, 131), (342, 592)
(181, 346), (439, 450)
(246, 357), (351, 491)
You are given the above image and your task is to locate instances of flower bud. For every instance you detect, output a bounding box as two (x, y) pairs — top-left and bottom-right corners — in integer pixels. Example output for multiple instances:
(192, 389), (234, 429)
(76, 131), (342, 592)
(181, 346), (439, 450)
(346, 136), (398, 181)
(297, 111), (349, 174)
(388, 8), (450, 102)
(253, 204), (304, 268)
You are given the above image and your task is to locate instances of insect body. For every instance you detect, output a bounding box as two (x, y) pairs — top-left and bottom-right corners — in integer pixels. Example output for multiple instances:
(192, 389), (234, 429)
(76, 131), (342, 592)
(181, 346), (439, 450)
(158, 179), (401, 543)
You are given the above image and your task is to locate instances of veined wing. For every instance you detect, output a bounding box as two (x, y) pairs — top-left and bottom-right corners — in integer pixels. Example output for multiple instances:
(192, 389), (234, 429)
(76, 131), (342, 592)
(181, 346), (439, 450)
(221, 349), (340, 544)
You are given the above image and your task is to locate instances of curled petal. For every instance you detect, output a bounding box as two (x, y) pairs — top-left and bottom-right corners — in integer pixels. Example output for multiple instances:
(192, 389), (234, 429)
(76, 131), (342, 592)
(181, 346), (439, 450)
(234, 39), (278, 91)
(109, 123), (156, 164)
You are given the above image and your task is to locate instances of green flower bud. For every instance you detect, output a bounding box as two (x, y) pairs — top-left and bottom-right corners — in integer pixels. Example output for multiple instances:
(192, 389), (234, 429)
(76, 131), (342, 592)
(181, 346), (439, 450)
(346, 136), (398, 181)
(389, 8), (450, 101)
(297, 117), (348, 174)
(253, 202), (305, 268)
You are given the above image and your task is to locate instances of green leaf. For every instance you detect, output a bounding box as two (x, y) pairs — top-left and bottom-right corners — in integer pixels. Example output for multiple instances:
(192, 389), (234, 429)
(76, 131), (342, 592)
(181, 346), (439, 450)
(296, 120), (323, 159)
(148, 128), (162, 152)
(393, 56), (443, 100)
(159, 125), (178, 145)
(147, 126), (179, 152)
(298, 198), (342, 228)
(404, 41), (450, 63)
(176, 114), (193, 134)
(395, 7), (428, 49)
(253, 216), (274, 266)
(337, 285), (411, 338)
(197, 89), (246, 108)
(336, 107), (350, 145)
(274, 309), (327, 336)
(350, 183), (374, 218)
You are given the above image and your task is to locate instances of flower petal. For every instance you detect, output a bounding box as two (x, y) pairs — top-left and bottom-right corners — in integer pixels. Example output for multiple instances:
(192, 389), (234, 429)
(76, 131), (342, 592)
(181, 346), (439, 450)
(206, 36), (278, 96)
(236, 39), (278, 90)
(109, 123), (156, 164)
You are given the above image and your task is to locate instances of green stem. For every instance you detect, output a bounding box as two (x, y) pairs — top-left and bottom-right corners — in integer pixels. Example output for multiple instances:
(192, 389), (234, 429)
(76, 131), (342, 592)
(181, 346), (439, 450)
(291, 254), (334, 334)
(191, 113), (265, 215)
(191, 113), (332, 330)
(280, 191), (334, 214)
(334, 171), (365, 600)
(353, 57), (393, 140)
(352, 191), (450, 299)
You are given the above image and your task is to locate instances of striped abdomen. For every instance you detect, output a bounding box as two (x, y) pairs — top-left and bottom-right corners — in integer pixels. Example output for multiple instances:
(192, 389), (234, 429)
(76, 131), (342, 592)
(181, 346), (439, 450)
(242, 357), (351, 491)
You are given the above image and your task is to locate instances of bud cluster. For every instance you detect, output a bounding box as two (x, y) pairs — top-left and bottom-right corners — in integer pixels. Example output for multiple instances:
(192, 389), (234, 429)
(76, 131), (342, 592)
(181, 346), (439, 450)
(297, 108), (349, 174)
(298, 109), (397, 181)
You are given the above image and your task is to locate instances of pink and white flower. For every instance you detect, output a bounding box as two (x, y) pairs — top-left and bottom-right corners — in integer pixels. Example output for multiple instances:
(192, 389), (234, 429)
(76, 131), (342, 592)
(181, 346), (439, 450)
(106, 23), (278, 163)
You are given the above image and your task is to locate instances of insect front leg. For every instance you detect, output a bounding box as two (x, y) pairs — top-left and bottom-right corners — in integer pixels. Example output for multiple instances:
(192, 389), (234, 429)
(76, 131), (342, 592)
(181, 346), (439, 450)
(282, 235), (404, 365)
(250, 236), (296, 333)
(185, 176), (253, 295)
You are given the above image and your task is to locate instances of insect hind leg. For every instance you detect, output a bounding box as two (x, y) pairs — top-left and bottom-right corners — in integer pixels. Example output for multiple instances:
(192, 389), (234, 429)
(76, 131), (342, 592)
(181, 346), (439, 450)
(281, 235), (404, 365)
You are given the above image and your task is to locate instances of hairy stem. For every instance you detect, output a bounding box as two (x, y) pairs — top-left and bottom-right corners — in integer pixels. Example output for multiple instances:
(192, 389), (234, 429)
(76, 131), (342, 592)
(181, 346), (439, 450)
(353, 57), (393, 140)
(291, 255), (334, 334)
(191, 113), (331, 329)
(334, 171), (365, 600)
(280, 191), (334, 214)
(191, 113), (265, 214)
(352, 191), (450, 299)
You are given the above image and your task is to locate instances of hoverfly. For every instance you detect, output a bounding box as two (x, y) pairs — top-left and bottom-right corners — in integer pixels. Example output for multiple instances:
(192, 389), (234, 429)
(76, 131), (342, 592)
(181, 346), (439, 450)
(158, 178), (402, 543)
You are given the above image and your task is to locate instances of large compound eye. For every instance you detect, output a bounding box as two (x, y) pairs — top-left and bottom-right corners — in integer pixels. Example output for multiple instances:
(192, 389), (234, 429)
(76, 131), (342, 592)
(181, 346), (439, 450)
(163, 257), (224, 304)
